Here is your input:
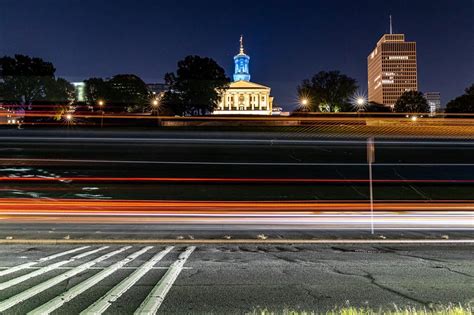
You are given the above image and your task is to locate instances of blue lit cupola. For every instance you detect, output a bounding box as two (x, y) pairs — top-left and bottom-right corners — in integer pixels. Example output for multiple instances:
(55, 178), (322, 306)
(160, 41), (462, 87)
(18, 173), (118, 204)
(233, 35), (251, 82)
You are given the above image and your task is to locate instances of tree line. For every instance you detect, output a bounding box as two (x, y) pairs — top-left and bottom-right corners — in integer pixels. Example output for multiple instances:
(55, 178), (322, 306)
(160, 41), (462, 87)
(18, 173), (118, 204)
(0, 54), (473, 117)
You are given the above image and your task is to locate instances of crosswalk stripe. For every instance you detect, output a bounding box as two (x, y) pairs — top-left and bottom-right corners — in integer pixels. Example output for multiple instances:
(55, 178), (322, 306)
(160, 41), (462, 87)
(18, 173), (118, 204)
(0, 246), (109, 291)
(28, 246), (154, 315)
(0, 246), (90, 277)
(134, 246), (195, 315)
(0, 246), (131, 313)
(80, 246), (174, 315)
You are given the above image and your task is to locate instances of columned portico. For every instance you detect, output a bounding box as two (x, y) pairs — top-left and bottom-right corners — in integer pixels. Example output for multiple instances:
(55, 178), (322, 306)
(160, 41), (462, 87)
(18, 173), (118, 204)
(214, 36), (274, 116)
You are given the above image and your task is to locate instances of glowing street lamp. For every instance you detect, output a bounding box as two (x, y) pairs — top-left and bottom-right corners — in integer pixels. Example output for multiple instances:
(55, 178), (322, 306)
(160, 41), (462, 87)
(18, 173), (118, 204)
(152, 98), (161, 126)
(65, 114), (72, 121)
(301, 98), (309, 106)
(97, 100), (105, 128)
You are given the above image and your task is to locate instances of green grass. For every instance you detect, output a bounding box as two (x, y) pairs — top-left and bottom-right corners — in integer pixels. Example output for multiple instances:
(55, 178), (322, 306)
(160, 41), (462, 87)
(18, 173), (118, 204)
(248, 304), (473, 315)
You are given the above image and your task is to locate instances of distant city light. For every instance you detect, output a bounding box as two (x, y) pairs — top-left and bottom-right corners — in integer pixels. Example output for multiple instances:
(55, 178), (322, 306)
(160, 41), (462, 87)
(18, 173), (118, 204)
(98, 100), (105, 107)
(66, 114), (72, 121)
(152, 99), (159, 107)
(411, 116), (418, 121)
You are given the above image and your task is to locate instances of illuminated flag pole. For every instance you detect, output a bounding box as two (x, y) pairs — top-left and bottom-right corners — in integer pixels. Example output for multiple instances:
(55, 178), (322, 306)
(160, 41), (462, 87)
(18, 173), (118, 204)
(367, 137), (375, 234)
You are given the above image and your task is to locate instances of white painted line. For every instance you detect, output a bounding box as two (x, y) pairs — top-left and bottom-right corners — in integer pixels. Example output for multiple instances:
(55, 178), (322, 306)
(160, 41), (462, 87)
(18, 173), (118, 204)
(0, 246), (90, 277)
(80, 246), (174, 315)
(28, 246), (153, 315)
(0, 246), (108, 291)
(134, 246), (196, 315)
(0, 246), (130, 313)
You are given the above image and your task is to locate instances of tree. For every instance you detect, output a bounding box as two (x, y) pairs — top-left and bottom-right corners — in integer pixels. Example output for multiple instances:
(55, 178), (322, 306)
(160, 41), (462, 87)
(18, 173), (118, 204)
(162, 55), (230, 116)
(0, 55), (73, 106)
(108, 75), (151, 112)
(0, 55), (74, 123)
(446, 84), (474, 113)
(465, 84), (474, 96)
(84, 75), (151, 113)
(393, 91), (430, 113)
(84, 77), (109, 106)
(297, 71), (358, 112)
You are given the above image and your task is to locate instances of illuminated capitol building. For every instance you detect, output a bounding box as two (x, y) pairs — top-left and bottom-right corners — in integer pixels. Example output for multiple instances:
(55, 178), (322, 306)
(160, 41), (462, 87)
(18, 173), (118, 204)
(214, 36), (274, 115)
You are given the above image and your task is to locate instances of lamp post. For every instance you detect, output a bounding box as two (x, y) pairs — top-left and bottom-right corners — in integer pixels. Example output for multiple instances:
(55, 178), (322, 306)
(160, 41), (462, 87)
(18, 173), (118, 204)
(300, 98), (309, 112)
(367, 137), (375, 234)
(152, 98), (160, 126)
(356, 97), (367, 117)
(98, 100), (105, 128)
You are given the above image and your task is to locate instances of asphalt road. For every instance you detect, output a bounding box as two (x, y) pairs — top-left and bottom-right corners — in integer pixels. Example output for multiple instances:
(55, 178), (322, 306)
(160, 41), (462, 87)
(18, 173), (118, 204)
(0, 243), (472, 314)
(0, 129), (472, 313)
(1, 129), (474, 202)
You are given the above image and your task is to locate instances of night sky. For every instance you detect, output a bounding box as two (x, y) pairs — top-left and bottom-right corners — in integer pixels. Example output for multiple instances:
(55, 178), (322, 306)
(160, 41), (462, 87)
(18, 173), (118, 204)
(1, 0), (473, 109)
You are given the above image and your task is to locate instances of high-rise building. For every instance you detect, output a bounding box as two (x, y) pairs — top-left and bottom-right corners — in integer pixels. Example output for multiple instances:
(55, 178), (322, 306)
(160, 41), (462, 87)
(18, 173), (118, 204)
(424, 92), (441, 114)
(368, 19), (418, 107)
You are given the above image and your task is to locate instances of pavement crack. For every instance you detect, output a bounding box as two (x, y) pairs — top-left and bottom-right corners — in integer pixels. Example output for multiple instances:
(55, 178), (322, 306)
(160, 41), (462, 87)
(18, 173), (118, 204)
(374, 246), (447, 263)
(364, 271), (429, 307)
(186, 268), (202, 279)
(324, 264), (429, 307)
(432, 265), (474, 278)
(302, 285), (320, 301)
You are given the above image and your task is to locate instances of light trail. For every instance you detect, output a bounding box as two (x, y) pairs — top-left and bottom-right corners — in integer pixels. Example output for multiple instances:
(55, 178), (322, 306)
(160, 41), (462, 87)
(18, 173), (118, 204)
(0, 199), (471, 229)
(2, 137), (474, 146)
(2, 157), (474, 167)
(1, 176), (474, 184)
(0, 199), (473, 212)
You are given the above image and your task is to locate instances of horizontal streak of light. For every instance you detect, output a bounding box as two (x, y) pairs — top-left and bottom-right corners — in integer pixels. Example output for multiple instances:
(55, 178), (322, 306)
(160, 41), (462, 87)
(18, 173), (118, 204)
(2, 137), (474, 146)
(3, 111), (474, 119)
(1, 212), (471, 218)
(2, 158), (474, 167)
(1, 177), (474, 184)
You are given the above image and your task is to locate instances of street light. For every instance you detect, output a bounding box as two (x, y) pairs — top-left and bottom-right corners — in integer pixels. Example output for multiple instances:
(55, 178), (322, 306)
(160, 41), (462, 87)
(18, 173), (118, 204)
(152, 98), (161, 126)
(98, 100), (105, 128)
(299, 98), (310, 112)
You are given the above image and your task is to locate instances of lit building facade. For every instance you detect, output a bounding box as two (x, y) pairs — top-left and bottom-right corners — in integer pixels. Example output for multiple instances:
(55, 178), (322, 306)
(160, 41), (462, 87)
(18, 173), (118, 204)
(368, 34), (418, 107)
(214, 36), (273, 115)
(72, 82), (86, 102)
(425, 92), (441, 114)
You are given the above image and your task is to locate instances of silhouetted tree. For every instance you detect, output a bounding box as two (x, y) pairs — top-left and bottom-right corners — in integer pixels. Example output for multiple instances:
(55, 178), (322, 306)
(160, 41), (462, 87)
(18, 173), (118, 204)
(0, 55), (73, 107)
(84, 77), (109, 107)
(0, 55), (74, 122)
(162, 55), (230, 116)
(393, 91), (429, 113)
(297, 71), (358, 112)
(84, 75), (151, 113)
(446, 84), (474, 113)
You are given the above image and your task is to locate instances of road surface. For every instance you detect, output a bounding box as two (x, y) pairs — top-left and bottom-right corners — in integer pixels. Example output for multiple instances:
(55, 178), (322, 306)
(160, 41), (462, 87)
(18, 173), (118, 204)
(0, 243), (472, 314)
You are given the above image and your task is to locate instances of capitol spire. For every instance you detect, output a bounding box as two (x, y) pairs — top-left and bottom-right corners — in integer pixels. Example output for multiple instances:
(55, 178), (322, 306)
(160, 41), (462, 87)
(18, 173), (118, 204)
(233, 35), (251, 82)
